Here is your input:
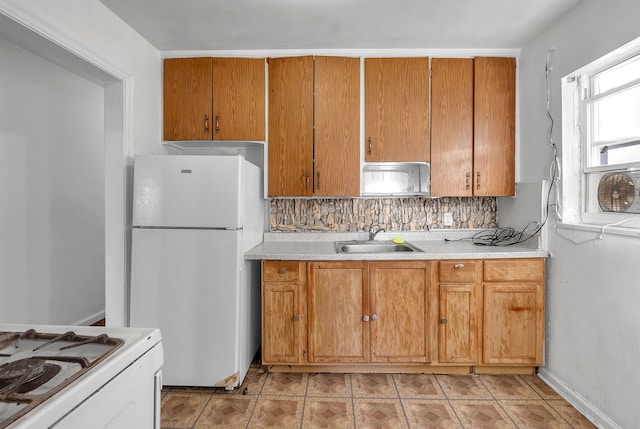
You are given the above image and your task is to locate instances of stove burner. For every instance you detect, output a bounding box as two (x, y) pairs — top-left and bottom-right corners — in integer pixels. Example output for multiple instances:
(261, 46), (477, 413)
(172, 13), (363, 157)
(0, 358), (46, 383)
(13, 364), (61, 394)
(0, 358), (63, 395)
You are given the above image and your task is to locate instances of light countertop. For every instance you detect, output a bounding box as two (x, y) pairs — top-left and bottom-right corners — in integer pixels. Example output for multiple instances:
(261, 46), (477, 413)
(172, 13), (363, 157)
(245, 231), (549, 261)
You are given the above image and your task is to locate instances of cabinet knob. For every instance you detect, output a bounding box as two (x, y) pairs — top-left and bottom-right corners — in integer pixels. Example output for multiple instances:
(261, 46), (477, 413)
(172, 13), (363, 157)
(454, 263), (464, 269)
(215, 115), (220, 132)
(477, 171), (481, 190)
(441, 318), (448, 324)
(466, 172), (471, 190)
(367, 137), (372, 155)
(362, 315), (369, 322)
(278, 267), (286, 274)
(204, 114), (209, 131)
(371, 313), (378, 321)
(293, 315), (300, 321)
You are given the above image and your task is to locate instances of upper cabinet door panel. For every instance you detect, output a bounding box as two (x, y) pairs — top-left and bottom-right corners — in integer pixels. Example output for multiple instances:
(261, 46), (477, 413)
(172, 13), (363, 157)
(163, 57), (213, 141)
(474, 57), (516, 196)
(431, 58), (474, 197)
(212, 58), (265, 141)
(268, 56), (314, 197)
(365, 57), (430, 162)
(314, 56), (361, 197)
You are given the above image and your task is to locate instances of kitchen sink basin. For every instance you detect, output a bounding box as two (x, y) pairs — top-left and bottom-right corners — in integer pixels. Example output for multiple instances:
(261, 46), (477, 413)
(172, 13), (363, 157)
(335, 240), (422, 254)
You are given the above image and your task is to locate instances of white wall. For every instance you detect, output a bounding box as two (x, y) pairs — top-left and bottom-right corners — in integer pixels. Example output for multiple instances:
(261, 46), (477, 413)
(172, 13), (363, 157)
(0, 0), (164, 153)
(518, 1), (640, 428)
(0, 0), (162, 326)
(0, 38), (105, 324)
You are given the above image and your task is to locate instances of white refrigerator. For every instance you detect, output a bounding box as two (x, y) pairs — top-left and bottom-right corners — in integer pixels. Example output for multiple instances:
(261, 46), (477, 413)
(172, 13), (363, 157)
(129, 154), (264, 388)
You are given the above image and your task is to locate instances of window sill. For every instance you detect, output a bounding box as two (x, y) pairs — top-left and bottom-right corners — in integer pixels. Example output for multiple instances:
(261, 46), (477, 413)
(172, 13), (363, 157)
(556, 220), (640, 239)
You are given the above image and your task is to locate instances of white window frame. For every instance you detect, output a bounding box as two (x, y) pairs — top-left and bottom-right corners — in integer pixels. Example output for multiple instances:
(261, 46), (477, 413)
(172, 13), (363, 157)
(561, 36), (640, 234)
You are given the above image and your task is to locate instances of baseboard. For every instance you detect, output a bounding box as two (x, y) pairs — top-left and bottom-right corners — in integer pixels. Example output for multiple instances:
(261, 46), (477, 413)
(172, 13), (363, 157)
(73, 310), (106, 327)
(537, 368), (623, 429)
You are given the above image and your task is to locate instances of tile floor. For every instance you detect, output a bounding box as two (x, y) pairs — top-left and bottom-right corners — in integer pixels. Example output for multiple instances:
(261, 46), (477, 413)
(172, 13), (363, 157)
(161, 368), (596, 429)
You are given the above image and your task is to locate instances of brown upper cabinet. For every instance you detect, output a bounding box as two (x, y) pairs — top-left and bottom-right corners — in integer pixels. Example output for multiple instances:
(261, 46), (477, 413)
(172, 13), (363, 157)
(163, 57), (265, 141)
(474, 57), (516, 196)
(268, 56), (314, 196)
(431, 58), (474, 196)
(364, 57), (430, 162)
(163, 57), (212, 141)
(268, 56), (360, 197)
(431, 57), (516, 196)
(314, 56), (361, 197)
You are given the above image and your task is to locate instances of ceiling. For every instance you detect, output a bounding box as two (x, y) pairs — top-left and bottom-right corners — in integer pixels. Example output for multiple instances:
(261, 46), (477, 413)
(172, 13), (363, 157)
(98, 0), (581, 52)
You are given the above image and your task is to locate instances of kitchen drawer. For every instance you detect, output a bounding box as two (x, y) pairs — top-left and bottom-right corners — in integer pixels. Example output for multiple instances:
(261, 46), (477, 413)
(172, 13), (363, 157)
(483, 259), (544, 282)
(438, 261), (478, 283)
(263, 261), (306, 282)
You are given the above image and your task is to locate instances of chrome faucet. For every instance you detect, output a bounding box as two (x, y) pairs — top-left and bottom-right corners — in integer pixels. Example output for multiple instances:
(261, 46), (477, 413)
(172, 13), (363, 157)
(368, 226), (386, 241)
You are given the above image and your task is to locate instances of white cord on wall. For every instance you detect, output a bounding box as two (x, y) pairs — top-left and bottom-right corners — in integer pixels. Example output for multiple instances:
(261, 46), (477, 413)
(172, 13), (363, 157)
(545, 47), (563, 223)
(555, 215), (639, 244)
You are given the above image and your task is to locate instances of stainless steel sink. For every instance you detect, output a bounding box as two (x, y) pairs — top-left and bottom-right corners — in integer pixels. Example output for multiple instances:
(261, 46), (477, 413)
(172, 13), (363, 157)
(335, 240), (422, 254)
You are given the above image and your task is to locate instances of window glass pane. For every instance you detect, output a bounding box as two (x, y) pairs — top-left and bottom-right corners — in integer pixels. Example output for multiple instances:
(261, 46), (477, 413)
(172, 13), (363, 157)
(593, 55), (640, 94)
(590, 142), (640, 167)
(590, 84), (640, 144)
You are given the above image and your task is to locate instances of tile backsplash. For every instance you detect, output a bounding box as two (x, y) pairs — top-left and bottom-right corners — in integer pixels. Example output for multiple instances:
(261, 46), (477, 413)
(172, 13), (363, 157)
(269, 197), (497, 232)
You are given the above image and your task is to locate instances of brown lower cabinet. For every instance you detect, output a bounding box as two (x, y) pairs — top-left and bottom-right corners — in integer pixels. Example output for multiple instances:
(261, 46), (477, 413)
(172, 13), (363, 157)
(307, 262), (369, 363)
(369, 261), (435, 363)
(261, 261), (306, 363)
(261, 258), (545, 371)
(482, 259), (545, 365)
(437, 261), (482, 364)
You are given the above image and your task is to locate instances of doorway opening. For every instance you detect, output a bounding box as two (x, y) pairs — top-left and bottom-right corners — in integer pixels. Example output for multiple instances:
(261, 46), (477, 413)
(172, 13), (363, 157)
(0, 12), (130, 327)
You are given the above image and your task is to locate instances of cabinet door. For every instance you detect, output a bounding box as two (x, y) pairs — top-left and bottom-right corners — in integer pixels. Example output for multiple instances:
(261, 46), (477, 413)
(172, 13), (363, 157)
(438, 260), (480, 364)
(262, 261), (306, 365)
(482, 283), (544, 365)
(439, 284), (478, 363)
(474, 57), (516, 196)
(369, 261), (432, 363)
(212, 58), (265, 141)
(365, 58), (430, 162)
(268, 56), (314, 196)
(308, 262), (369, 363)
(163, 57), (213, 141)
(262, 282), (305, 364)
(431, 58), (474, 197)
(314, 56), (360, 196)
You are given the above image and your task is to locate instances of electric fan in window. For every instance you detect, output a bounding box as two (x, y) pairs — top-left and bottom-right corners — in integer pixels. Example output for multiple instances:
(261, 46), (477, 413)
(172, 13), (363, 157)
(597, 172), (636, 212)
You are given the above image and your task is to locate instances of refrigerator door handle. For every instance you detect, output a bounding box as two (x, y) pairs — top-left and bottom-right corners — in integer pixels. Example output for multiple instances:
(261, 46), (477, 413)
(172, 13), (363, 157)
(132, 226), (242, 231)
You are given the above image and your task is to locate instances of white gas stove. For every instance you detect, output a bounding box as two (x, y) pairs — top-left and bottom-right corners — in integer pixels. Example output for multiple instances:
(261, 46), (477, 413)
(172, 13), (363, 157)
(0, 324), (163, 429)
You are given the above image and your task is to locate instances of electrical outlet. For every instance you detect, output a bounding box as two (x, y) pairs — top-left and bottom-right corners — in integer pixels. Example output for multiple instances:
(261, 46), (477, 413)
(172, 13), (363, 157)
(444, 212), (454, 226)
